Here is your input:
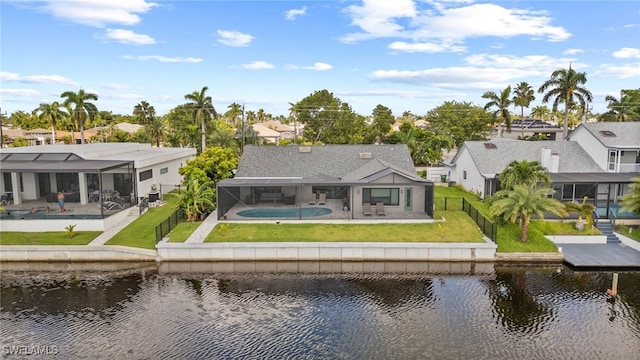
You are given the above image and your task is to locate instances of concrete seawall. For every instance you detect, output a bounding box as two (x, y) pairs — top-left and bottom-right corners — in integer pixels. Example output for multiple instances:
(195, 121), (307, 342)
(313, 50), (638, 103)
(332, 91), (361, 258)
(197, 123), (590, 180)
(0, 245), (157, 262)
(156, 241), (497, 262)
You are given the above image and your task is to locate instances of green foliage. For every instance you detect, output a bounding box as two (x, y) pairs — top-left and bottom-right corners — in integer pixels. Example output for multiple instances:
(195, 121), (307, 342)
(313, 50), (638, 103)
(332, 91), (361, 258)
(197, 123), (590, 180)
(489, 184), (567, 242)
(0, 231), (100, 245)
(180, 178), (216, 222)
(179, 146), (238, 186)
(499, 160), (551, 190)
(564, 196), (596, 227)
(620, 176), (640, 214)
(601, 89), (640, 122)
(65, 224), (77, 238)
(184, 86), (216, 152)
(219, 223), (229, 235)
(483, 86), (513, 133)
(11, 137), (29, 147)
(427, 101), (494, 148)
(60, 89), (99, 144)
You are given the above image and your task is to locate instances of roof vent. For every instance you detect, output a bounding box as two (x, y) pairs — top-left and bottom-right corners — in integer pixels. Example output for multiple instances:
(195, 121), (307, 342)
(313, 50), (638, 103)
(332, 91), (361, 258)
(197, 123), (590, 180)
(484, 143), (497, 149)
(599, 130), (616, 137)
(359, 152), (372, 159)
(298, 146), (311, 153)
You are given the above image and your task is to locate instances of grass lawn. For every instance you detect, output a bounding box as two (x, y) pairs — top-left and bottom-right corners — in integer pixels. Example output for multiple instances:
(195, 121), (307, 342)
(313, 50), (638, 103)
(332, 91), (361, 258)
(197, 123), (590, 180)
(105, 192), (181, 249)
(0, 231), (100, 245)
(167, 222), (202, 242)
(206, 211), (484, 243)
(616, 224), (640, 242)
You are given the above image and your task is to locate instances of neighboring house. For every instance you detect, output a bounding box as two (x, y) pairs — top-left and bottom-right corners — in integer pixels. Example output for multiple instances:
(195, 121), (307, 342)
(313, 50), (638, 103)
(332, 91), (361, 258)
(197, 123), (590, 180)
(500, 119), (563, 141)
(445, 123), (640, 219)
(0, 143), (195, 209)
(567, 122), (640, 173)
(251, 124), (282, 144)
(217, 144), (434, 220)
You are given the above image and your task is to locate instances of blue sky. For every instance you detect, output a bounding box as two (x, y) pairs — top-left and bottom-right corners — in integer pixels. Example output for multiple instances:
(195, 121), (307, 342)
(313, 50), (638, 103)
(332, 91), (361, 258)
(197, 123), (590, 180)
(1, 0), (639, 119)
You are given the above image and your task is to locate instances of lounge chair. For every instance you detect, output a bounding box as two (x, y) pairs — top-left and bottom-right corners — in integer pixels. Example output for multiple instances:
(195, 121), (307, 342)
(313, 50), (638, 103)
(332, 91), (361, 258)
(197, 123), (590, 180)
(308, 194), (317, 205)
(376, 202), (386, 216)
(318, 193), (326, 205)
(102, 201), (124, 211)
(363, 203), (373, 216)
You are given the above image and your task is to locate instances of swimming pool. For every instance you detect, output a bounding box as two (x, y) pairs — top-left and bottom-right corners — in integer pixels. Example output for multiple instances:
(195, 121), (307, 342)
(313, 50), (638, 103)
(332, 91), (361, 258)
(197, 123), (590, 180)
(237, 207), (332, 218)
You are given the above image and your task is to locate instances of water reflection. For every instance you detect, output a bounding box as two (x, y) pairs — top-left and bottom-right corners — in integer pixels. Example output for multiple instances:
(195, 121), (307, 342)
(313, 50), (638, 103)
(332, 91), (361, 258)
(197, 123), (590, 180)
(0, 263), (638, 359)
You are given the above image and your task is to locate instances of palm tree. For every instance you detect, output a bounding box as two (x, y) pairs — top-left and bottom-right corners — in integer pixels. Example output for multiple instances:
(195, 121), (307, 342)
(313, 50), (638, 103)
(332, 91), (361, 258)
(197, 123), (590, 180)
(482, 86), (513, 136)
(180, 177), (216, 222)
(564, 195), (596, 228)
(209, 128), (239, 152)
(145, 117), (166, 147)
(490, 183), (567, 242)
(184, 86), (216, 152)
(512, 82), (535, 138)
(530, 105), (550, 121)
(538, 65), (593, 139)
(604, 90), (640, 122)
(34, 101), (68, 145)
(499, 160), (551, 190)
(621, 176), (640, 214)
(133, 100), (156, 125)
(226, 102), (243, 127)
(60, 89), (98, 144)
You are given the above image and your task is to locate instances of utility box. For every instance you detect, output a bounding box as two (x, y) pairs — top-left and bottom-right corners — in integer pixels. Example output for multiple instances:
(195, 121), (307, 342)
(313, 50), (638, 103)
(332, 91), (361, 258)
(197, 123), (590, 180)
(440, 175), (447, 183)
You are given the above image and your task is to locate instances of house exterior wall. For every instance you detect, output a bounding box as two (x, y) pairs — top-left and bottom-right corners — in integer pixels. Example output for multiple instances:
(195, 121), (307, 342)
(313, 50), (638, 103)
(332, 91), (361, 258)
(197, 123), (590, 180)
(351, 180), (426, 215)
(568, 129), (608, 170)
(136, 157), (187, 198)
(449, 149), (487, 198)
(20, 173), (38, 201)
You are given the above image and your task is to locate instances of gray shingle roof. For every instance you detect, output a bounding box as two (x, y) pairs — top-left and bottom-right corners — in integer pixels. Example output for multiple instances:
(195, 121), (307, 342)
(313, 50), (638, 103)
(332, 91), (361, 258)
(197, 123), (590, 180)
(236, 144), (419, 180)
(452, 139), (603, 176)
(569, 122), (640, 148)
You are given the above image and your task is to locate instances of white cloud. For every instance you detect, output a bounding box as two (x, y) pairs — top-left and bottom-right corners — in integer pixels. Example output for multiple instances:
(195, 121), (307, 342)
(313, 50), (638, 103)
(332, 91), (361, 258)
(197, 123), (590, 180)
(0, 71), (79, 86)
(104, 93), (143, 100)
(563, 48), (583, 55)
(38, 0), (158, 27)
(102, 29), (156, 45)
(285, 6), (307, 20)
(388, 41), (465, 53)
(340, 1), (571, 45)
(464, 54), (586, 71)
(104, 83), (130, 89)
(240, 61), (275, 70)
(593, 64), (640, 79)
(217, 30), (254, 47)
(613, 47), (640, 59)
(0, 88), (40, 97)
(306, 62), (333, 71)
(121, 55), (202, 63)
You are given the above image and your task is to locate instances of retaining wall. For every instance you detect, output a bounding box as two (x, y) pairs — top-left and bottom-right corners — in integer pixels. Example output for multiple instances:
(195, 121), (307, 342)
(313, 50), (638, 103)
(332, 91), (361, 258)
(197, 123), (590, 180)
(156, 241), (497, 262)
(0, 245), (157, 262)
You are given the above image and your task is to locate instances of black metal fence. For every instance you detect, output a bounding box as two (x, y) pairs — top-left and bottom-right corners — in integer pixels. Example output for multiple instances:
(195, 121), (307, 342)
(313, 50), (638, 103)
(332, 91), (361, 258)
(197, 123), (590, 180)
(435, 197), (497, 243)
(462, 198), (497, 243)
(155, 208), (185, 243)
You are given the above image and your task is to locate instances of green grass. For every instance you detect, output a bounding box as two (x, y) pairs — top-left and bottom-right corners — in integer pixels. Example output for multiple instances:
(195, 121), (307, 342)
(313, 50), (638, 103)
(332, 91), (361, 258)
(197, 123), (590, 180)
(0, 231), (100, 245)
(167, 222), (201, 242)
(206, 211), (484, 243)
(105, 192), (181, 249)
(616, 224), (640, 242)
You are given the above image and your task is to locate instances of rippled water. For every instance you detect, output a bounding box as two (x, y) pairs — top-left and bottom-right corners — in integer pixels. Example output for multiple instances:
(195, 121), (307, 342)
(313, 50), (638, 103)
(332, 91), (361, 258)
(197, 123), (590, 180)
(1, 262), (639, 359)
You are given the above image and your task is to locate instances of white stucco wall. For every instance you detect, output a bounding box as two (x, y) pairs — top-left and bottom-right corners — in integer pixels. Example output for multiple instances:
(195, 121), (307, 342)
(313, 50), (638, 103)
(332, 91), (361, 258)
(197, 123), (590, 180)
(449, 149), (486, 198)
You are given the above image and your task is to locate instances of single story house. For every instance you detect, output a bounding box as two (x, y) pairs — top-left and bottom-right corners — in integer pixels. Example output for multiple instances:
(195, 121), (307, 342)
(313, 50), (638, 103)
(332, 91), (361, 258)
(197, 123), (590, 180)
(217, 144), (434, 220)
(0, 143), (195, 220)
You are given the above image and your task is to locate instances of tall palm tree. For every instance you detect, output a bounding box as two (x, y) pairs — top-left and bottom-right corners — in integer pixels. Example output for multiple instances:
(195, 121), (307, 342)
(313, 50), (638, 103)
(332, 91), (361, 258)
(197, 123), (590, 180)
(604, 90), (640, 122)
(133, 100), (156, 125)
(60, 89), (98, 144)
(184, 86), (216, 152)
(490, 183), (566, 242)
(512, 82), (536, 138)
(538, 65), (593, 139)
(499, 160), (551, 190)
(226, 102), (243, 127)
(145, 117), (166, 147)
(530, 105), (550, 121)
(621, 177), (640, 214)
(482, 86), (513, 136)
(34, 101), (68, 145)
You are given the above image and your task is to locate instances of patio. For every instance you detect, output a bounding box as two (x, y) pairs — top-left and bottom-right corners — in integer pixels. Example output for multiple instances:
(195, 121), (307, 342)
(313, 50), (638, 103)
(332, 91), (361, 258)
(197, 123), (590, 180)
(0, 196), (132, 219)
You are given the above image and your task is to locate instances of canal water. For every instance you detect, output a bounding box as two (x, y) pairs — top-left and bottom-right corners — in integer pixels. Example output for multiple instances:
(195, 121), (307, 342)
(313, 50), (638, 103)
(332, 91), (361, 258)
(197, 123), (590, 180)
(1, 262), (639, 359)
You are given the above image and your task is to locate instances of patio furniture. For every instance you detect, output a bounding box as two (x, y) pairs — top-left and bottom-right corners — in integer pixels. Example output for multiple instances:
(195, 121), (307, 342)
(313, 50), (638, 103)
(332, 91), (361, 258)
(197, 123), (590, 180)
(308, 194), (317, 205)
(318, 193), (327, 205)
(363, 203), (373, 216)
(102, 201), (124, 211)
(376, 202), (386, 216)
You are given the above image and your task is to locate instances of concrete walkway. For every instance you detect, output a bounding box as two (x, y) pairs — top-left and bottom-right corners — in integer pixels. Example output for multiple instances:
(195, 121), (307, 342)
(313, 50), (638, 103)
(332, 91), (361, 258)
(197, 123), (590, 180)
(88, 206), (141, 246)
(184, 212), (218, 243)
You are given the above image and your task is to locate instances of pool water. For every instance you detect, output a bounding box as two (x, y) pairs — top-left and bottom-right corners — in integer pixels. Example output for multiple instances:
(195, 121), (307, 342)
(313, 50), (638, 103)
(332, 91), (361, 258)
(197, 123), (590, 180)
(237, 207), (332, 218)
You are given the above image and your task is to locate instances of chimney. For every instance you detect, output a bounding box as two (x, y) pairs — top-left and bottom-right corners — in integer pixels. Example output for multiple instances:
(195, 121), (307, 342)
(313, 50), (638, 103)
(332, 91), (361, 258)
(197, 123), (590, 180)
(540, 148), (551, 170)
(550, 153), (560, 173)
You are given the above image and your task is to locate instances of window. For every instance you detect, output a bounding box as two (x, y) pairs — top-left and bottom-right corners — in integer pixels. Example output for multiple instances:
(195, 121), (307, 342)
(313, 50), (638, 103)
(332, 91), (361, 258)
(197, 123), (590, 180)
(3, 173), (12, 192)
(362, 188), (399, 206)
(55, 173), (79, 192)
(463, 171), (467, 180)
(139, 169), (152, 182)
(160, 167), (168, 175)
